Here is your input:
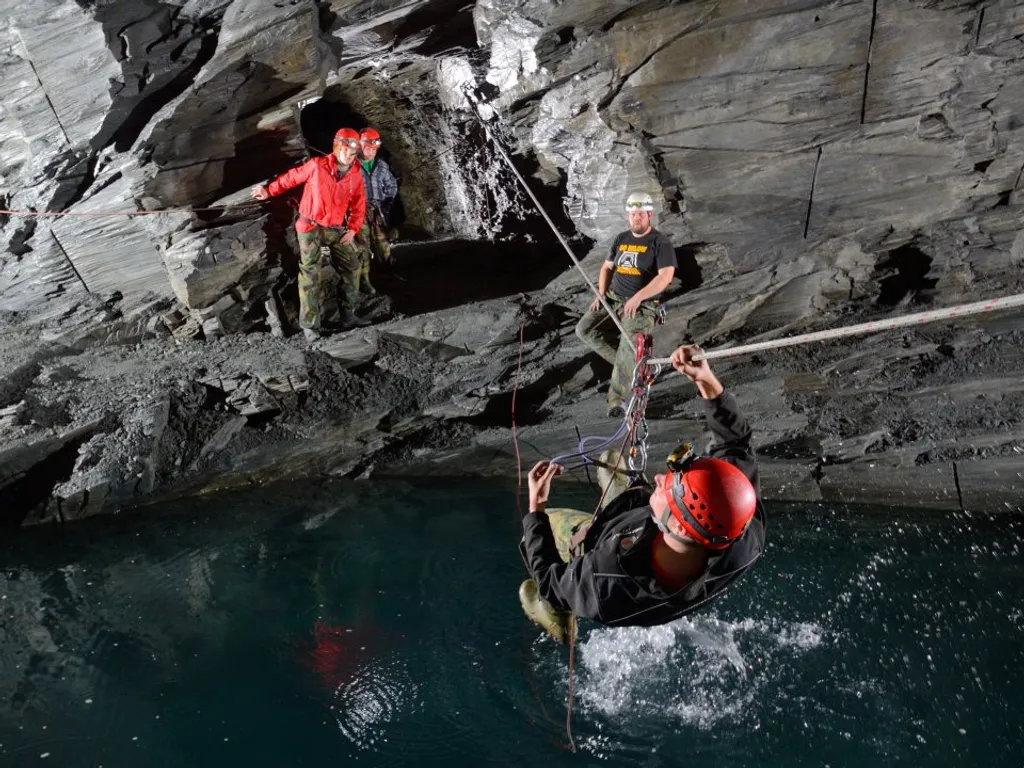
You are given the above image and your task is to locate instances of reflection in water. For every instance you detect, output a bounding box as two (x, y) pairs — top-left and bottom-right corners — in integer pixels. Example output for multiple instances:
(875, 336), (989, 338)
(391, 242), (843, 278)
(303, 620), (418, 749)
(0, 484), (1021, 767)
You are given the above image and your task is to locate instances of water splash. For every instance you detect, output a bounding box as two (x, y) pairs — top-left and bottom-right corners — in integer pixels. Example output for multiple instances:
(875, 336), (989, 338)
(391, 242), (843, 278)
(570, 615), (827, 731)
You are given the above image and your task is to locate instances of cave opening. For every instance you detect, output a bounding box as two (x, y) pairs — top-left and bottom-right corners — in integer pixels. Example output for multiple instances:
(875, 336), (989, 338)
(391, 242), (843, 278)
(372, 145), (594, 317)
(299, 96), (368, 158)
(1, 432), (95, 529)
(876, 244), (938, 306)
(251, 81), (595, 321)
(297, 93), (417, 236)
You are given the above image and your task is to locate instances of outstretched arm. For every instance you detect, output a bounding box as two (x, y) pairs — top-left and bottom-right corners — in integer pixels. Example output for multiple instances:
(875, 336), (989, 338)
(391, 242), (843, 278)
(671, 345), (759, 489)
(254, 160), (315, 199)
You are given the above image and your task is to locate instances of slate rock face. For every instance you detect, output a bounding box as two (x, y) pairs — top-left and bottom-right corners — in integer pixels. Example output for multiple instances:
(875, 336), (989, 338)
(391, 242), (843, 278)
(0, 0), (1021, 523)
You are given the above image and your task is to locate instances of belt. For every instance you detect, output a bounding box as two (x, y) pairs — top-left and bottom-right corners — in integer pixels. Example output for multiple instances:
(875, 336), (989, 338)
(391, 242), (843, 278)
(299, 214), (348, 231)
(607, 290), (661, 310)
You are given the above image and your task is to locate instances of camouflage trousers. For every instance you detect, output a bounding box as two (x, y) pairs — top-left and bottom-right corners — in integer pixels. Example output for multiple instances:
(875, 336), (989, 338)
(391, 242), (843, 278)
(544, 509), (594, 562)
(355, 207), (391, 291)
(575, 290), (658, 409)
(296, 227), (361, 330)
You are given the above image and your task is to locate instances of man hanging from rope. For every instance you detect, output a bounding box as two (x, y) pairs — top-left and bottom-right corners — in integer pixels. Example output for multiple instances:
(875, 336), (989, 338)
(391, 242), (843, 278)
(519, 344), (766, 639)
(576, 192), (677, 418)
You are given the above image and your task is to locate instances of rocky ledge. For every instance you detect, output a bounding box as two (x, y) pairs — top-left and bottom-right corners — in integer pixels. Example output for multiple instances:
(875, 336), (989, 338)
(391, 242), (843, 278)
(2, 259), (1021, 527)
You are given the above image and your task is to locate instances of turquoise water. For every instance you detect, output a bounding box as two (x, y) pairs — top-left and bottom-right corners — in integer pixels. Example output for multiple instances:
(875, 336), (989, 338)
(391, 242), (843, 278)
(1, 479), (1021, 767)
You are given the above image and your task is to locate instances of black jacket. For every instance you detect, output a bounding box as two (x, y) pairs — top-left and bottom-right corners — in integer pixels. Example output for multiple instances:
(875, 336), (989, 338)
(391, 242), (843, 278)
(521, 392), (766, 627)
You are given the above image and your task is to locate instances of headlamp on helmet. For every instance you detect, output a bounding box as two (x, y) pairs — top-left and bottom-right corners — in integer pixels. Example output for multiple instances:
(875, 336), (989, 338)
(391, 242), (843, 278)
(360, 128), (382, 147)
(333, 127), (360, 149)
(625, 191), (655, 212)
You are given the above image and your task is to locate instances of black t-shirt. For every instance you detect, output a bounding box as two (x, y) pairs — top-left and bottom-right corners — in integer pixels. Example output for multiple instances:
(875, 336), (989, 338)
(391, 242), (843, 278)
(607, 229), (676, 300)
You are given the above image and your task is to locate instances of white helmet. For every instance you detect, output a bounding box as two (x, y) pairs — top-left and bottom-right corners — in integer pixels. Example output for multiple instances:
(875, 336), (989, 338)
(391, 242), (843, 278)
(625, 191), (655, 212)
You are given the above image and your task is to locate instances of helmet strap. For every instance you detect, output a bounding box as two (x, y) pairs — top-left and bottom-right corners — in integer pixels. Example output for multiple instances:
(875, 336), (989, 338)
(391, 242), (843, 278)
(654, 506), (693, 547)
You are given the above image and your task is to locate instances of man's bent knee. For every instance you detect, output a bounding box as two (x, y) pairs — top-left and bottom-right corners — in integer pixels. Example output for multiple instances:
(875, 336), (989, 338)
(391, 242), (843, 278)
(575, 316), (590, 345)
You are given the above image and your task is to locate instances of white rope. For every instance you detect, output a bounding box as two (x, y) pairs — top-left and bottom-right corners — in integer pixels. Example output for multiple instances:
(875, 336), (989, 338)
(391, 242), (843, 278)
(646, 293), (1024, 365)
(462, 89), (636, 352)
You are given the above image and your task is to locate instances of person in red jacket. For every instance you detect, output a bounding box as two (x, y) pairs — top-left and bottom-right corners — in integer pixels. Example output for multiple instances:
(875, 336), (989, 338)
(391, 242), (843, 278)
(251, 127), (369, 340)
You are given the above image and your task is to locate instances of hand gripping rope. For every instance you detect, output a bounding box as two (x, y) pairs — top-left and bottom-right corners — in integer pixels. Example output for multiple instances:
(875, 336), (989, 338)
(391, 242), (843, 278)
(548, 293), (1024, 481)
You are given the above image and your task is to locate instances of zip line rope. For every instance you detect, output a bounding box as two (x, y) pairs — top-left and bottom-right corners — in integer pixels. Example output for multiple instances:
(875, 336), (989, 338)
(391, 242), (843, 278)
(645, 293), (1024, 366)
(461, 90), (1024, 371)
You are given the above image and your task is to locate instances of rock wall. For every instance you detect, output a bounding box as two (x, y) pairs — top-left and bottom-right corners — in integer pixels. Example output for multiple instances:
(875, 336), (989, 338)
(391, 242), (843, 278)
(0, 0), (1022, 524)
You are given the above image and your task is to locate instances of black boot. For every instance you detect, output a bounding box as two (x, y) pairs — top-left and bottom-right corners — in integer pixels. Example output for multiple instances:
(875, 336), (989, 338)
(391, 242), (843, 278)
(338, 307), (371, 330)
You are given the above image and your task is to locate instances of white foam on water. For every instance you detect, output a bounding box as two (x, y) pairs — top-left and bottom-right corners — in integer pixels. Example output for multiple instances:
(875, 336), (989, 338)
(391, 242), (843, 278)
(774, 621), (825, 650)
(568, 615), (828, 732)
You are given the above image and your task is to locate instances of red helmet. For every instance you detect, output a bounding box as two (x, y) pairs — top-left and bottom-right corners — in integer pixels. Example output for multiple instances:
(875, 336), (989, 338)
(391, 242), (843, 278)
(333, 127), (360, 147)
(659, 458), (757, 549)
(360, 127), (382, 147)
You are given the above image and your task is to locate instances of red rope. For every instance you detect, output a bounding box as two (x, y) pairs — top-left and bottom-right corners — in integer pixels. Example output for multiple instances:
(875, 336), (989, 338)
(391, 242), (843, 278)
(512, 325), (645, 754)
(0, 202), (264, 218)
(563, 417), (635, 754)
(566, 612), (578, 752)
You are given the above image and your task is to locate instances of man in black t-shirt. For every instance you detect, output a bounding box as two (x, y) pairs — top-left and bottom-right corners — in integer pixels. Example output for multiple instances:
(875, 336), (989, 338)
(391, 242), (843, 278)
(576, 192), (677, 417)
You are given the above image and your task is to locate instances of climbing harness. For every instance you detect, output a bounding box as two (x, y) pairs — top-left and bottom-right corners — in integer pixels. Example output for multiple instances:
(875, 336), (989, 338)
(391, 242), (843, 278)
(549, 332), (663, 481)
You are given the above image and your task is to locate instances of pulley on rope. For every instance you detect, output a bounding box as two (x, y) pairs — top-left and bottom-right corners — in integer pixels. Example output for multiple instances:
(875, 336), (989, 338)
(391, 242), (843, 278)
(625, 333), (662, 478)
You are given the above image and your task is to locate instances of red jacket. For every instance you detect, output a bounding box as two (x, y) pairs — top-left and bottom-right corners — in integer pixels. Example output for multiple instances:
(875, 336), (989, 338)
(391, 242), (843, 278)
(266, 154), (366, 234)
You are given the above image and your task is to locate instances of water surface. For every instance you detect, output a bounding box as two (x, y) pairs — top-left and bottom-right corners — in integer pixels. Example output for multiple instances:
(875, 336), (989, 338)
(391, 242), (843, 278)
(1, 479), (1021, 766)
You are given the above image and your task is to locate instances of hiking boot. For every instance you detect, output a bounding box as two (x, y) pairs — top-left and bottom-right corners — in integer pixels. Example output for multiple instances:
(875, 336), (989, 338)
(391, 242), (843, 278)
(607, 404), (625, 419)
(338, 307), (371, 330)
(360, 279), (378, 297)
(303, 327), (321, 342)
(519, 579), (576, 644)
